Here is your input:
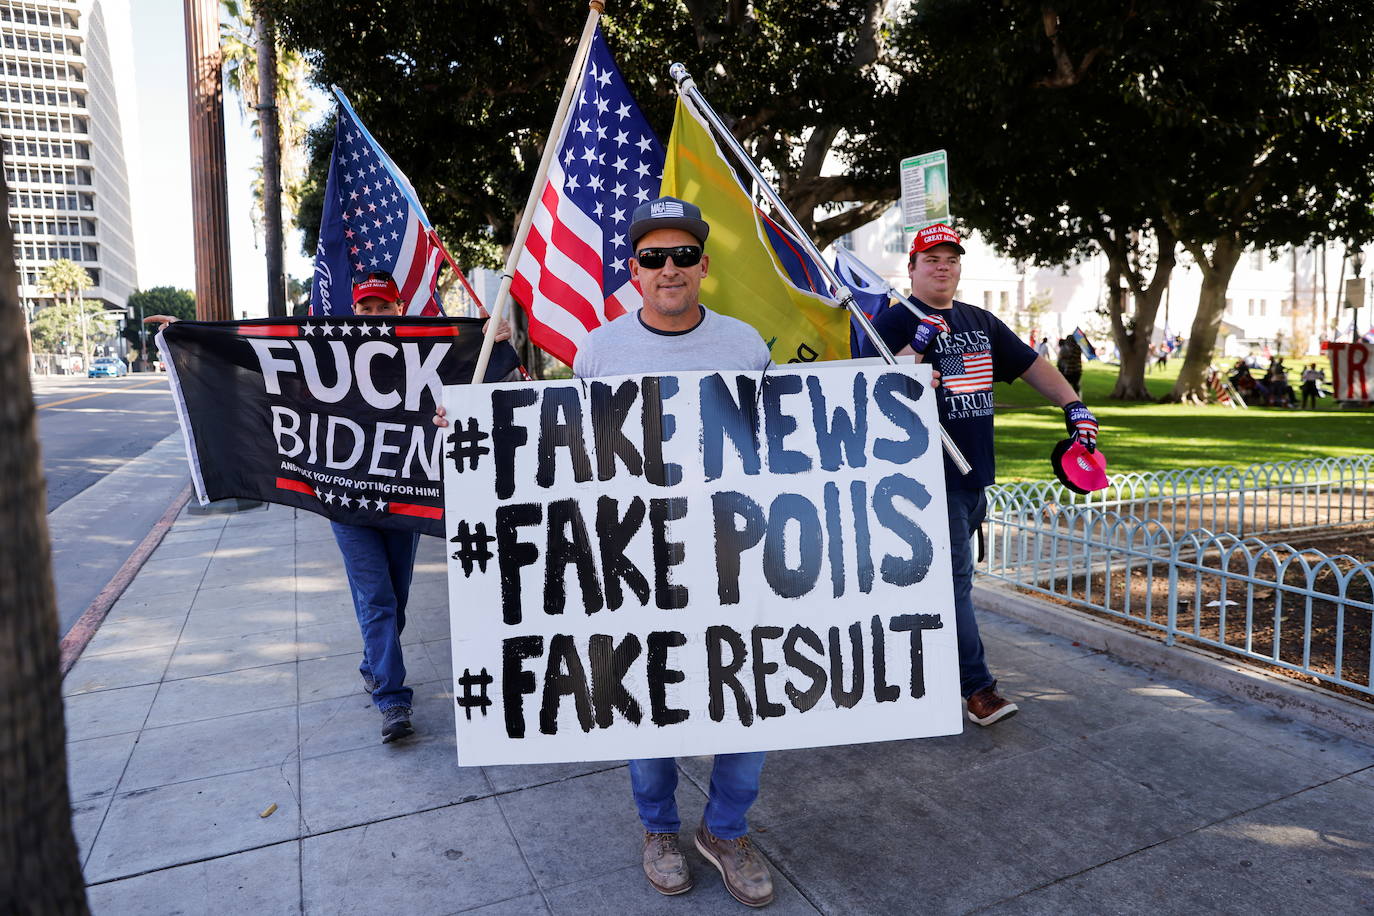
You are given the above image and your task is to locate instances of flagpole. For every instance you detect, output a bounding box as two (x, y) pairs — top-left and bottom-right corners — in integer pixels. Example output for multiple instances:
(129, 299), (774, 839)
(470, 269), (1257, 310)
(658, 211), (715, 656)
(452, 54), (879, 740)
(669, 64), (973, 476)
(430, 232), (488, 316)
(470, 0), (605, 383)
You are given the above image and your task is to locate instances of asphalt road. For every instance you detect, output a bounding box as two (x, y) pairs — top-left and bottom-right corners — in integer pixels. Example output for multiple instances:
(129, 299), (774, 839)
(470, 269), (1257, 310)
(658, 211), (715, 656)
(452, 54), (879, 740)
(34, 371), (190, 638)
(33, 372), (180, 512)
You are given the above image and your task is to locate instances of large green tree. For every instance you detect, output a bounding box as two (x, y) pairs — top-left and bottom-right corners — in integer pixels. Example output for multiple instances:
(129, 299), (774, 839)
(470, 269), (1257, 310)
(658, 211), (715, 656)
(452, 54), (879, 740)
(1152, 3), (1374, 401)
(28, 300), (119, 362)
(890, 1), (1178, 400)
(122, 287), (196, 362)
(893, 0), (1374, 402)
(262, 0), (918, 265)
(38, 259), (98, 363)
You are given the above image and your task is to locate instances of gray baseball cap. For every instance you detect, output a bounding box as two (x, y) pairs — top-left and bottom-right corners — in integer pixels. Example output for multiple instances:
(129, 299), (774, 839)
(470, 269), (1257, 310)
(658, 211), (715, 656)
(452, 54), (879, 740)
(629, 196), (710, 248)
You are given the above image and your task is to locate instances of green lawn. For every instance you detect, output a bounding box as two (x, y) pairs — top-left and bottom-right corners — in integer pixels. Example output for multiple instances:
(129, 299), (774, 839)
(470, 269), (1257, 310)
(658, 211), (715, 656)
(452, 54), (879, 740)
(991, 360), (1374, 483)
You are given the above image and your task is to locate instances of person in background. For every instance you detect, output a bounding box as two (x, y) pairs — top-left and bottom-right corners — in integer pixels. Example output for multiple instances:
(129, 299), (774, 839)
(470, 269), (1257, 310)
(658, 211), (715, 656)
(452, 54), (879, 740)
(329, 272), (422, 743)
(147, 272), (510, 745)
(1301, 363), (1320, 410)
(1057, 336), (1082, 397)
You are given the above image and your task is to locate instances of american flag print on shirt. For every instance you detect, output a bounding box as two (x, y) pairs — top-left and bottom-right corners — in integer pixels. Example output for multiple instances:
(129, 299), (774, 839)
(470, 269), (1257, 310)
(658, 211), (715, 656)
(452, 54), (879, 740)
(510, 26), (665, 367)
(938, 349), (994, 393)
(310, 89), (446, 317)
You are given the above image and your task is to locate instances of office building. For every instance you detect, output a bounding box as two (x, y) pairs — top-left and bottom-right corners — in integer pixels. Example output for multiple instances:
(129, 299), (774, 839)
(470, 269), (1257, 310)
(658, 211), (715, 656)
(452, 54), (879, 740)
(2, 0), (136, 312)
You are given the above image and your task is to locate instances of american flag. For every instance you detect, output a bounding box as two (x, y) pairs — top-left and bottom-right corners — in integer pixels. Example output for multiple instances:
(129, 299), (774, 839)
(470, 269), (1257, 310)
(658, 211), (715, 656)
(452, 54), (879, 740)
(511, 27), (664, 367)
(937, 349), (994, 393)
(1206, 367), (1244, 408)
(310, 88), (446, 317)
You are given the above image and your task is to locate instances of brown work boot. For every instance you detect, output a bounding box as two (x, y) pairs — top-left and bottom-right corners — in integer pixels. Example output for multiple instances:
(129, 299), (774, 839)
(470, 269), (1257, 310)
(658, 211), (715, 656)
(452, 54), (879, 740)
(966, 686), (1019, 726)
(694, 823), (774, 908)
(642, 832), (692, 895)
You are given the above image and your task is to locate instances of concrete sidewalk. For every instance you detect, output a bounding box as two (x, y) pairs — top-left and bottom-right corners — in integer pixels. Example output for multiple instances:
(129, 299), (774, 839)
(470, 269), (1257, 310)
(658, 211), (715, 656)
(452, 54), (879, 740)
(63, 501), (1374, 915)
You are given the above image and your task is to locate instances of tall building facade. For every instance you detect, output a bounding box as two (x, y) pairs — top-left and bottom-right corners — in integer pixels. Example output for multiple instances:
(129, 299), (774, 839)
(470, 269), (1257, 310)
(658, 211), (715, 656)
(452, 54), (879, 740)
(2, 0), (136, 311)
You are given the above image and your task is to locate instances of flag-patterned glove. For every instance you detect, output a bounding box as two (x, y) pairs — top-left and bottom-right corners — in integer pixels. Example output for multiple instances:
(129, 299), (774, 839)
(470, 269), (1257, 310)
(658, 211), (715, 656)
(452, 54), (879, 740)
(1063, 401), (1099, 452)
(910, 312), (951, 355)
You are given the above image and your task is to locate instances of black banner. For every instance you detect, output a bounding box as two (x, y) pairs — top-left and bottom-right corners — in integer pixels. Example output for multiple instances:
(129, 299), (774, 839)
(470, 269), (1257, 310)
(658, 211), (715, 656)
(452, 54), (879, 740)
(162, 317), (520, 536)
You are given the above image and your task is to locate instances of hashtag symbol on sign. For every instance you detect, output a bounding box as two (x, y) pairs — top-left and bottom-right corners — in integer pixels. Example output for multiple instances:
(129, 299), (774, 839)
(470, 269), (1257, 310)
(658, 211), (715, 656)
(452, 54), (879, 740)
(450, 520), (496, 576)
(445, 418), (490, 471)
(456, 668), (494, 720)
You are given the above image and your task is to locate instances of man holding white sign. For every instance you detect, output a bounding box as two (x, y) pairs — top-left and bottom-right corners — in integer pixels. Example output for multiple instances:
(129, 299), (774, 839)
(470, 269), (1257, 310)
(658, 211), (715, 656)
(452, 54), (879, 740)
(576, 198), (777, 907)
(438, 198), (963, 909)
(860, 224), (1100, 726)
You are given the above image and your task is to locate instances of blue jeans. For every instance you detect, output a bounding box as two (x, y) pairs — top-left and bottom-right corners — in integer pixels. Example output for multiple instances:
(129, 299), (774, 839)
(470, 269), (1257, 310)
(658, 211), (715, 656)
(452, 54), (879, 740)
(947, 487), (995, 698)
(629, 753), (767, 839)
(330, 521), (420, 711)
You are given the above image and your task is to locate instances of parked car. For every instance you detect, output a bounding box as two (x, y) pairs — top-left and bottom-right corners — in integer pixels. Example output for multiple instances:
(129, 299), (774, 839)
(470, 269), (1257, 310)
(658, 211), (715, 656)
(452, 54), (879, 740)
(88, 357), (128, 378)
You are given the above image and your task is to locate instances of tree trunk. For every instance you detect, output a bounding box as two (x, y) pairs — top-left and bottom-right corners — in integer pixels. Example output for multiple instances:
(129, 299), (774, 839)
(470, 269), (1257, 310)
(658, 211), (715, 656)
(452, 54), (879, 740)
(1167, 234), (1244, 403)
(1112, 335), (1154, 399)
(1099, 225), (1176, 401)
(0, 171), (90, 911)
(256, 7), (287, 318)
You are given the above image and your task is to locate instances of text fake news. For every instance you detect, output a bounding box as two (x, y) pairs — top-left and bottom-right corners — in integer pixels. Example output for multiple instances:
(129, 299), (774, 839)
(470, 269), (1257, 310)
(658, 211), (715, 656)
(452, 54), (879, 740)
(479, 370), (939, 618)
(481, 370), (933, 499)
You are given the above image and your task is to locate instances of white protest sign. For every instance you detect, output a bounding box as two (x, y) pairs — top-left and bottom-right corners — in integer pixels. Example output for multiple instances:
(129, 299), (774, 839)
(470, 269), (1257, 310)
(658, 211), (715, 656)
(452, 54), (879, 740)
(900, 150), (951, 233)
(440, 365), (961, 766)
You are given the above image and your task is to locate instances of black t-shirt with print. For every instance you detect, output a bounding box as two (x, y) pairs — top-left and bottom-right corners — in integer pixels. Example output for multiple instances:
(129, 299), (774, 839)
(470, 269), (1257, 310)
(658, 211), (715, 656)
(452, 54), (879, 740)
(859, 298), (1037, 490)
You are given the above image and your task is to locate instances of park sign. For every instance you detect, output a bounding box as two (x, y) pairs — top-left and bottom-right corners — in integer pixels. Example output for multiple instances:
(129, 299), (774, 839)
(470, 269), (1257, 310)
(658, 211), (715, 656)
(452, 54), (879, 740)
(1344, 277), (1365, 310)
(440, 365), (962, 766)
(900, 150), (951, 233)
(160, 317), (519, 536)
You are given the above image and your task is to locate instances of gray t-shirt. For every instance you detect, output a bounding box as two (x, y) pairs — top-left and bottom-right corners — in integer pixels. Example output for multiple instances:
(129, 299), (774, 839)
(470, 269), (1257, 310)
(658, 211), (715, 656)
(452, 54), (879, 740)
(572, 305), (771, 378)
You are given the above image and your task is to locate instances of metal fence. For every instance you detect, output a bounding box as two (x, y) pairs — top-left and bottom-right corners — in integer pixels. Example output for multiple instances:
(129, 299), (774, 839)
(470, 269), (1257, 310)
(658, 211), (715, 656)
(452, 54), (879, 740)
(981, 456), (1374, 696)
(987, 455), (1374, 538)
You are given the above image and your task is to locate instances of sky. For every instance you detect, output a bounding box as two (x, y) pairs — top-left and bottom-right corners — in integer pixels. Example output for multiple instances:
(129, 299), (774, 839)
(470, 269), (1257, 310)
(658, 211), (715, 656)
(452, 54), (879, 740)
(127, 0), (320, 315)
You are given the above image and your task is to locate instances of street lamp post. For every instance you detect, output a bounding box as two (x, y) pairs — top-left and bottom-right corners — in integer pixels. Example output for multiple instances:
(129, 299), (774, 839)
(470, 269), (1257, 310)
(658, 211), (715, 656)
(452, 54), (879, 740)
(1352, 249), (1364, 341)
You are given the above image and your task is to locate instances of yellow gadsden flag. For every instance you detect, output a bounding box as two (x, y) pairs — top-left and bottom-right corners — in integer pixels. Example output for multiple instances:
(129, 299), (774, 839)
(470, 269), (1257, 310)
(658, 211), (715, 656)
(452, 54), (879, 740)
(660, 98), (851, 362)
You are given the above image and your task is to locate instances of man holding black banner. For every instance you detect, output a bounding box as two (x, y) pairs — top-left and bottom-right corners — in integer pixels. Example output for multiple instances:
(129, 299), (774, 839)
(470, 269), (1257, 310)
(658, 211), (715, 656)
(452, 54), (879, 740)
(152, 271), (514, 745)
(333, 272), (421, 743)
(860, 224), (1100, 727)
(340, 271), (513, 743)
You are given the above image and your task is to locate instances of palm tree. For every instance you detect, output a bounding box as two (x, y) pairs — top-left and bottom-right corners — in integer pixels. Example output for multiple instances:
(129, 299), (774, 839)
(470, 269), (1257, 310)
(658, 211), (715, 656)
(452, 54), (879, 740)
(221, 1), (316, 316)
(0, 167), (90, 913)
(39, 259), (95, 368)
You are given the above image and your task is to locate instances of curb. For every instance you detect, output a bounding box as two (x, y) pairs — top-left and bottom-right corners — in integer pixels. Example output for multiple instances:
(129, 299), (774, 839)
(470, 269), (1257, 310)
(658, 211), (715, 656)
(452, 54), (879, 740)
(973, 581), (1374, 745)
(58, 482), (193, 675)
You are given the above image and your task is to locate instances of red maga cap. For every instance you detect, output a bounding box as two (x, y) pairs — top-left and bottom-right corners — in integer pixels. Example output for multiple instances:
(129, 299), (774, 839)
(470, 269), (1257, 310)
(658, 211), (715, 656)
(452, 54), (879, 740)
(352, 276), (401, 303)
(909, 223), (966, 256)
(1050, 438), (1109, 495)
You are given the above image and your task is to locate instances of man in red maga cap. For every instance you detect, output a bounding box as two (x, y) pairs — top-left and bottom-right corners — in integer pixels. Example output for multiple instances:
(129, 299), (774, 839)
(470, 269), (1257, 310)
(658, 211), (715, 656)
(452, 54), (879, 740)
(860, 224), (1100, 727)
(334, 271), (422, 743)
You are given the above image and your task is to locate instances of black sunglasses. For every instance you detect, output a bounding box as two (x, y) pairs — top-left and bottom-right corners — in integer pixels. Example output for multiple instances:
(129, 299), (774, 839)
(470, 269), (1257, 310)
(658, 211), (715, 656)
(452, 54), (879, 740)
(634, 245), (703, 269)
